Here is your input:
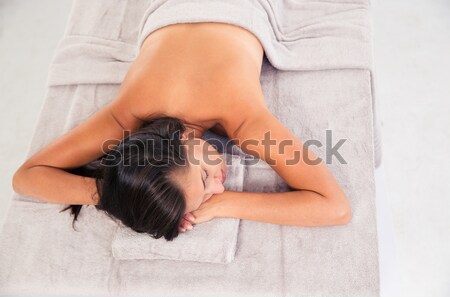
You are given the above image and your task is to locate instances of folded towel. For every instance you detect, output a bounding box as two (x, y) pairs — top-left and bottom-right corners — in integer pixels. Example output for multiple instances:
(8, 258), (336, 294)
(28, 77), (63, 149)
(111, 153), (245, 264)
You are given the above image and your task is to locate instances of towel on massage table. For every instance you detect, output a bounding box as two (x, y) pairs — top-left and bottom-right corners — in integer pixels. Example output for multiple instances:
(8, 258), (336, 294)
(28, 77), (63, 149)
(112, 153), (244, 264)
(0, 1), (380, 296)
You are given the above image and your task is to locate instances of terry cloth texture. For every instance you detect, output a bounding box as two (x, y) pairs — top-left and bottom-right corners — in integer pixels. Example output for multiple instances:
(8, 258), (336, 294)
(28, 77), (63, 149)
(0, 1), (379, 296)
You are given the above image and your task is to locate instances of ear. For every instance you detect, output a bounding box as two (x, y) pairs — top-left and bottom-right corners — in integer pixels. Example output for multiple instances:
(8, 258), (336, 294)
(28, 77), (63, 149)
(181, 128), (197, 140)
(181, 130), (189, 141)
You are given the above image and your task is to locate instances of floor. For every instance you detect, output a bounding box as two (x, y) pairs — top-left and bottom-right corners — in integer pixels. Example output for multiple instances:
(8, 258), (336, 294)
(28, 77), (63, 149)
(0, 0), (449, 296)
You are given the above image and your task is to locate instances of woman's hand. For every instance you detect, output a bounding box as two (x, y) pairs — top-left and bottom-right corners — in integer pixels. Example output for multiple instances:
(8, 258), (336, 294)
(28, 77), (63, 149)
(178, 193), (226, 233)
(178, 213), (196, 233)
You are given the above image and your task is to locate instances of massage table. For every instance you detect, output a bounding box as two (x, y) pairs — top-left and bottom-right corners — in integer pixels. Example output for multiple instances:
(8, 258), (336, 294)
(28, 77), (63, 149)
(0, 0), (384, 296)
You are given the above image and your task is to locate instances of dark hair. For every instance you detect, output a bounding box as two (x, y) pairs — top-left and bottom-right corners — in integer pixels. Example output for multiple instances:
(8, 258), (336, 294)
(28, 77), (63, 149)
(61, 116), (190, 241)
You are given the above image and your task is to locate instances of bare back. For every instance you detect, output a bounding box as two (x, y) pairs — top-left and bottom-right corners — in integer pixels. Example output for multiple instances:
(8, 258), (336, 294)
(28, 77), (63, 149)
(115, 22), (268, 138)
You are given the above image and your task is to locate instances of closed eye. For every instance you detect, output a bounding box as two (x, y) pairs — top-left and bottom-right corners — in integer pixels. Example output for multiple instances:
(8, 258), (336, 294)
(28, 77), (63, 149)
(201, 170), (208, 190)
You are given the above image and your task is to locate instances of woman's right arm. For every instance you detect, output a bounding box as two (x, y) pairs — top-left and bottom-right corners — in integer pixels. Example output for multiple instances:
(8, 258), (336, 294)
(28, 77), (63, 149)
(12, 95), (145, 205)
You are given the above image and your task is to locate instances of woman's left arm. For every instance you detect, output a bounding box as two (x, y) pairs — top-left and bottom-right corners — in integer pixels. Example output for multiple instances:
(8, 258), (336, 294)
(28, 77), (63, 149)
(217, 108), (352, 226)
(214, 189), (350, 226)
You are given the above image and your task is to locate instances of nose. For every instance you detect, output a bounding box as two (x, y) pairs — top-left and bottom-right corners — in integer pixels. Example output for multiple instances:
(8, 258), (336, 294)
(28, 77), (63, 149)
(213, 176), (225, 192)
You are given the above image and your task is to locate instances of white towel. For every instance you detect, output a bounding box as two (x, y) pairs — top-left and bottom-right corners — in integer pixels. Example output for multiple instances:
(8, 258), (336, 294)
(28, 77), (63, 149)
(112, 153), (245, 264)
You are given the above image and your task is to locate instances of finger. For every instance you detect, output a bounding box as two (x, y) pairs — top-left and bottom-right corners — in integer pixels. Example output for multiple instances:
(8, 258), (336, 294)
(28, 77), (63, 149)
(187, 212), (196, 222)
(189, 211), (198, 223)
(184, 213), (196, 224)
(178, 226), (186, 233)
(179, 218), (191, 230)
(182, 220), (193, 230)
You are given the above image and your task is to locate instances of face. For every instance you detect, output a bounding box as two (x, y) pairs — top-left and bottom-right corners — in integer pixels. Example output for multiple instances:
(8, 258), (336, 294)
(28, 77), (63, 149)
(180, 137), (227, 214)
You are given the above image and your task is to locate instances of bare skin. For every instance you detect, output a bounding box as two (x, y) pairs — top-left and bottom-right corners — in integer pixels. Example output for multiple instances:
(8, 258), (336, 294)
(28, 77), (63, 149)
(118, 22), (267, 138)
(12, 22), (352, 233)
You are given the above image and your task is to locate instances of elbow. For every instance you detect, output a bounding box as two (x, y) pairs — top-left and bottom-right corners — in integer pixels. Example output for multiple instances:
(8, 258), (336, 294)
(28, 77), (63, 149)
(12, 168), (24, 195)
(335, 200), (352, 225)
(329, 193), (352, 225)
(335, 205), (352, 225)
(12, 165), (29, 195)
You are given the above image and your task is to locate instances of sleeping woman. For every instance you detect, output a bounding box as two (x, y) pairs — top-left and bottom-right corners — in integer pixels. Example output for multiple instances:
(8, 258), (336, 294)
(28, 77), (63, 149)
(12, 22), (352, 241)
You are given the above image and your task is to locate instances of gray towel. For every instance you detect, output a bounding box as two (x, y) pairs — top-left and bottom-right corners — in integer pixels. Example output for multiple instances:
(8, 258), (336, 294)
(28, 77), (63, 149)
(0, 1), (379, 296)
(112, 153), (245, 264)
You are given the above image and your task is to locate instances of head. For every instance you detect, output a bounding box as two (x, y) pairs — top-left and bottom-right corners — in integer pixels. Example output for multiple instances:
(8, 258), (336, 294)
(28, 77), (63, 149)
(174, 132), (227, 213)
(63, 116), (226, 241)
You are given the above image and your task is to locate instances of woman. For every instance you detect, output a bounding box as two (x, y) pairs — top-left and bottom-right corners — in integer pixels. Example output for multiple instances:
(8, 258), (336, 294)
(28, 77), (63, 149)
(12, 23), (351, 241)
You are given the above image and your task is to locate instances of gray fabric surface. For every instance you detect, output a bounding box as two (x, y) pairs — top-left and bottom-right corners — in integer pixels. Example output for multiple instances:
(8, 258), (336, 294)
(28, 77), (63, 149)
(112, 154), (244, 264)
(0, 0), (380, 296)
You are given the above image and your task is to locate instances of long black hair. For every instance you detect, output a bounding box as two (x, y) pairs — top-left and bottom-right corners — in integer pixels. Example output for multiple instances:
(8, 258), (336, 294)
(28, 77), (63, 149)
(61, 116), (190, 241)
